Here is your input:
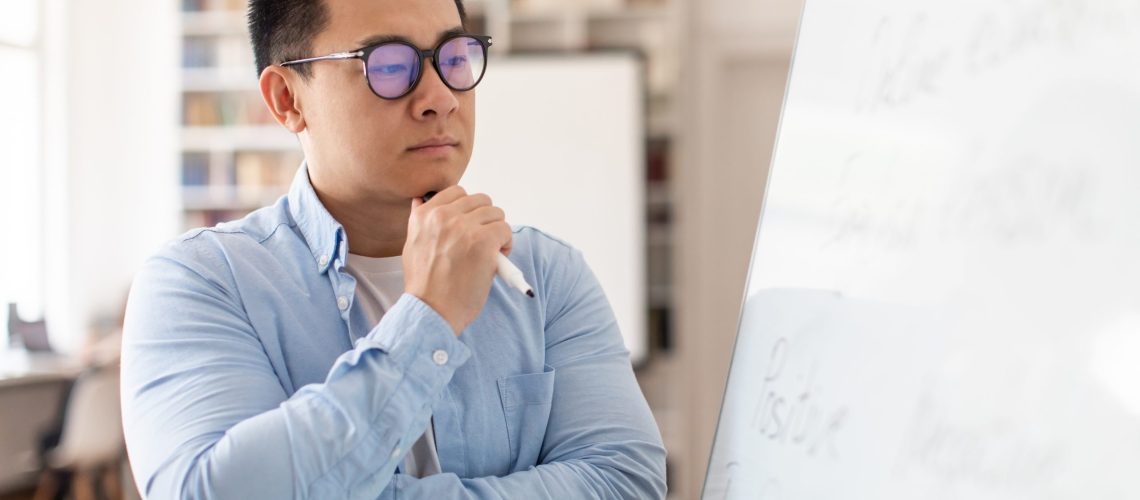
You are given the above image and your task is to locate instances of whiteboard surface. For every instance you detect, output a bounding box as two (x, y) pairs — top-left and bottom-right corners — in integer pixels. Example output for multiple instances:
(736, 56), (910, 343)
(462, 55), (647, 365)
(706, 1), (1140, 498)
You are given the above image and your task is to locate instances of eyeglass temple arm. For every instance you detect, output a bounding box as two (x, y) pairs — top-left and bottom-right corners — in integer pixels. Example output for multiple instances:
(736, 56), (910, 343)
(280, 51), (364, 67)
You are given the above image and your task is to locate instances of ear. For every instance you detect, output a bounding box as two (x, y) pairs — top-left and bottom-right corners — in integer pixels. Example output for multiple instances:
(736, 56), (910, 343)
(259, 65), (307, 133)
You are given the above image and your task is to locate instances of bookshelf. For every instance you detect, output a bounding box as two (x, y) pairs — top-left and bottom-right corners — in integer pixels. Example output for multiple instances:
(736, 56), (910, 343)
(179, 0), (300, 228)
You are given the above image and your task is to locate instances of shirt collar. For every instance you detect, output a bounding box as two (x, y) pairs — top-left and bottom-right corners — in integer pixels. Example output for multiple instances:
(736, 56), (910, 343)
(288, 161), (345, 275)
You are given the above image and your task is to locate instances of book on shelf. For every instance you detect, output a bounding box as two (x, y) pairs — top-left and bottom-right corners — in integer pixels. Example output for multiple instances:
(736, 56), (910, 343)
(181, 35), (255, 72)
(183, 92), (275, 127)
(182, 36), (215, 68)
(182, 0), (247, 13)
(181, 151), (301, 188)
(182, 152), (211, 186)
(234, 151), (303, 189)
(184, 209), (251, 229)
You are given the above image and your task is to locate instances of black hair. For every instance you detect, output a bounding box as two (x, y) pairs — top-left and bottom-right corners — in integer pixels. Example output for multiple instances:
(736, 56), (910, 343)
(248, 0), (468, 79)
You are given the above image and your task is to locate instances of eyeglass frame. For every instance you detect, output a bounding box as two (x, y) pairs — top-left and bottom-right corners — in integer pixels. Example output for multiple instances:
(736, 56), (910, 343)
(278, 33), (493, 100)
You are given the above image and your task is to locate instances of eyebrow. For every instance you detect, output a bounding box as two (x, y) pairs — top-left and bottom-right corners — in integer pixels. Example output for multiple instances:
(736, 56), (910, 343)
(355, 26), (467, 49)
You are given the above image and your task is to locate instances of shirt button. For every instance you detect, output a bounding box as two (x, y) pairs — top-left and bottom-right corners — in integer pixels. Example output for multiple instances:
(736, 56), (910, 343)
(432, 350), (449, 365)
(318, 255), (329, 267)
(337, 296), (349, 310)
(391, 448), (402, 459)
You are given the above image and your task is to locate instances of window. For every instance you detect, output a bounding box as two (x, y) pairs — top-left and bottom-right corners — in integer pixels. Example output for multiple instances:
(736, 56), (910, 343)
(0, 0), (44, 350)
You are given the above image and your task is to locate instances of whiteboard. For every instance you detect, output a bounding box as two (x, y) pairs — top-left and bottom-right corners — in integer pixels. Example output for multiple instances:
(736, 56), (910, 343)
(461, 54), (647, 365)
(705, 1), (1140, 498)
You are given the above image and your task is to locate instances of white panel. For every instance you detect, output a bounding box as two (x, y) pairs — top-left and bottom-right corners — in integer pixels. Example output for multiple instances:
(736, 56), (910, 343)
(707, 0), (1140, 498)
(463, 54), (648, 365)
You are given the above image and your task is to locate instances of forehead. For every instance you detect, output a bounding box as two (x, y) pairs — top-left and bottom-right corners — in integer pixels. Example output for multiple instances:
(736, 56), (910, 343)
(318, 0), (463, 48)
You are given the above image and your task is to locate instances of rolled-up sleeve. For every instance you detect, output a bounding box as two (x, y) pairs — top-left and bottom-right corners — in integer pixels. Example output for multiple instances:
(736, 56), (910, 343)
(376, 243), (668, 499)
(120, 242), (468, 499)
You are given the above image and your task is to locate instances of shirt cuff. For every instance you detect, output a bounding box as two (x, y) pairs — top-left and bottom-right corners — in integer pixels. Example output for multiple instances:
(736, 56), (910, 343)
(363, 293), (472, 370)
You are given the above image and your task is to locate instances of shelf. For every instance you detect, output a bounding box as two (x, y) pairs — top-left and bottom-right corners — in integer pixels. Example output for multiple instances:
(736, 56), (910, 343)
(509, 4), (666, 23)
(182, 67), (259, 91)
(182, 185), (285, 210)
(181, 126), (298, 152)
(182, 10), (247, 36)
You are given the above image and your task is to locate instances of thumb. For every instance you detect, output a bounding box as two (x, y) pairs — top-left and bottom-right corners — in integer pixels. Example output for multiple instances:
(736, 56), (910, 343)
(411, 196), (423, 209)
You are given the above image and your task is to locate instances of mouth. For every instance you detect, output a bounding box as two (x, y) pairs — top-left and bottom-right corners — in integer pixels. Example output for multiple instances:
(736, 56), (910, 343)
(407, 137), (460, 153)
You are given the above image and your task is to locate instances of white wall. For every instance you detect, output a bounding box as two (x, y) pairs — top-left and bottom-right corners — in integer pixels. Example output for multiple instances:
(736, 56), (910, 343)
(43, 0), (180, 352)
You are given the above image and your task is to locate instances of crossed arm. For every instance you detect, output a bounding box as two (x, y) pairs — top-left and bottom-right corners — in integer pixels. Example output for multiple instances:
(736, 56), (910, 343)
(120, 242), (666, 499)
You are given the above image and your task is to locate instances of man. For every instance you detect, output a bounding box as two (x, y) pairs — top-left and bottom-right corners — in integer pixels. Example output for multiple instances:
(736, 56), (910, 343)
(119, 0), (666, 498)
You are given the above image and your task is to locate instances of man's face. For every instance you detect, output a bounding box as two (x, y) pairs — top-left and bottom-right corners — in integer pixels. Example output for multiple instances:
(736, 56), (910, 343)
(298, 0), (474, 207)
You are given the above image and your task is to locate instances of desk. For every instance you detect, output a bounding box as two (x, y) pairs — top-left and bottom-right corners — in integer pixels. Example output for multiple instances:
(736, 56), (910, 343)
(0, 351), (83, 493)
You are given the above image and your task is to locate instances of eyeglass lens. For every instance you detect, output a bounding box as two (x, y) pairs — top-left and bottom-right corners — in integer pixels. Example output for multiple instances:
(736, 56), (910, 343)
(365, 36), (487, 99)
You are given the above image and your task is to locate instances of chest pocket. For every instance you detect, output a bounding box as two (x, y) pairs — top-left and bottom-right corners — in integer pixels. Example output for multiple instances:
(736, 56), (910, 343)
(497, 365), (556, 472)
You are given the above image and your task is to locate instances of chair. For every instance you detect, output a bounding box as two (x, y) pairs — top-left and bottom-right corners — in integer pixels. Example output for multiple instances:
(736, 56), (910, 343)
(33, 362), (124, 500)
(7, 303), (53, 352)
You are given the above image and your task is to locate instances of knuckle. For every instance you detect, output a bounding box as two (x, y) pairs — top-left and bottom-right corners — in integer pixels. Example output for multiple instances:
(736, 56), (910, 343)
(427, 207), (449, 226)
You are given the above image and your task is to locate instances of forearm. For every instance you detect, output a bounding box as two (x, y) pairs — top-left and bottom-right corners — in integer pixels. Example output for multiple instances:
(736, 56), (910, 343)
(124, 293), (469, 499)
(379, 447), (667, 500)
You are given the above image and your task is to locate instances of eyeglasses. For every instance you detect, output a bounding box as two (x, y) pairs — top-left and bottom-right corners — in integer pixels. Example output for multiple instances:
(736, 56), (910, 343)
(280, 33), (492, 100)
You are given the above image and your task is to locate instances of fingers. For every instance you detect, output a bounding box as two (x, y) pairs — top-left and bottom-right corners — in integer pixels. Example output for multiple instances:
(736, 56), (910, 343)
(448, 193), (493, 214)
(412, 186), (509, 257)
(420, 185), (466, 208)
(416, 187), (497, 221)
(469, 220), (512, 258)
(468, 205), (506, 225)
(490, 221), (513, 254)
(501, 226), (515, 258)
(470, 208), (510, 254)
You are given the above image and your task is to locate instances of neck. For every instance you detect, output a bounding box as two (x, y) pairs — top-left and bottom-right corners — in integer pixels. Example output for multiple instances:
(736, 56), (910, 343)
(314, 186), (410, 258)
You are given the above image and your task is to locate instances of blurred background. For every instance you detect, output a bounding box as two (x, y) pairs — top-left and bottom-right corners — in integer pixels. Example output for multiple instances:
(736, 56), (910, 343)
(0, 0), (803, 498)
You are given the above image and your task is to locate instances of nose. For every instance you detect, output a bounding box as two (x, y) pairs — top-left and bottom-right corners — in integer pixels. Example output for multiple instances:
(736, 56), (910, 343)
(410, 59), (460, 120)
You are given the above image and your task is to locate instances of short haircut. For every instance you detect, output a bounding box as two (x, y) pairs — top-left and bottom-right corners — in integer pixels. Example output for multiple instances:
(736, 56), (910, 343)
(248, 0), (468, 78)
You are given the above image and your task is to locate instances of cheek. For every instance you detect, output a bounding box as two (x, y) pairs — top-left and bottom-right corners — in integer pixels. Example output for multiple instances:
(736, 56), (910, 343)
(309, 80), (405, 157)
(460, 94), (477, 142)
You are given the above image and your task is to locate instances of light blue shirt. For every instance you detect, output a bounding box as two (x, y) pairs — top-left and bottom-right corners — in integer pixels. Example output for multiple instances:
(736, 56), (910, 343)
(120, 165), (666, 499)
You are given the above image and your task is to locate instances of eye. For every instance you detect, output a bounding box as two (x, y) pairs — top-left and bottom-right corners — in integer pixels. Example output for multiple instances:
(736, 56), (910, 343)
(371, 64), (410, 75)
(441, 56), (468, 68)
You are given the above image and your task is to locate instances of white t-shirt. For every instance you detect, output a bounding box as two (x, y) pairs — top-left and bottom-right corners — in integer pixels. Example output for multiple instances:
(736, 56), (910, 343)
(344, 253), (441, 478)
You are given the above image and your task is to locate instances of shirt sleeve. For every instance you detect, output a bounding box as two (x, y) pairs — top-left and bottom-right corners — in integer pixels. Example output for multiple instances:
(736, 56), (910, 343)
(376, 242), (668, 499)
(120, 241), (470, 500)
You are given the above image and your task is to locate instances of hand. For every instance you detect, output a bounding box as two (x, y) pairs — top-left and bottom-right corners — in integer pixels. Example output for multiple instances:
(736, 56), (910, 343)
(403, 186), (513, 336)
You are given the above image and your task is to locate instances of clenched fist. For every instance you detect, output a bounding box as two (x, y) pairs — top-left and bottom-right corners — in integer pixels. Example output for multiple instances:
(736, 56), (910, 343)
(402, 186), (513, 336)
